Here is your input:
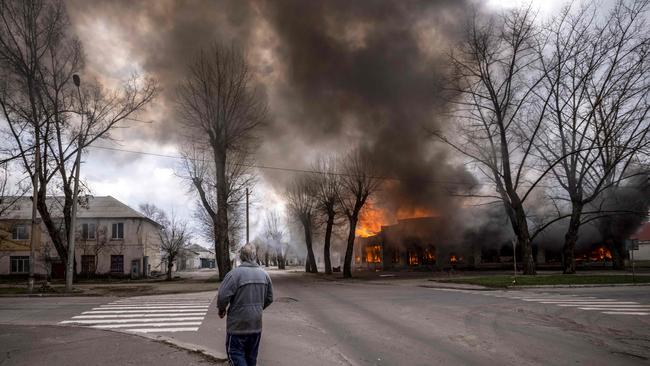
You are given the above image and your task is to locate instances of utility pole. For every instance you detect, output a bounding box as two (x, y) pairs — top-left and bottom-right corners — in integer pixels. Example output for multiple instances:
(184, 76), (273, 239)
(27, 146), (40, 293)
(246, 188), (250, 244)
(512, 238), (517, 286)
(66, 74), (83, 292)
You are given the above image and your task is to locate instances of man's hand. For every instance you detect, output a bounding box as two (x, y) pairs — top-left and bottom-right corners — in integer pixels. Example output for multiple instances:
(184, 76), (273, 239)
(219, 308), (226, 319)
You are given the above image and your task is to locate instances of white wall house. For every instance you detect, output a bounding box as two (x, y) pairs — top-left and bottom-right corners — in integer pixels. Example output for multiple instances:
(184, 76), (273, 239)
(632, 221), (650, 261)
(0, 196), (163, 278)
(177, 244), (215, 270)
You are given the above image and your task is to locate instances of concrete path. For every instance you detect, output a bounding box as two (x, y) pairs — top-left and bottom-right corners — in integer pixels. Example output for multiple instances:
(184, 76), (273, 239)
(0, 324), (222, 365)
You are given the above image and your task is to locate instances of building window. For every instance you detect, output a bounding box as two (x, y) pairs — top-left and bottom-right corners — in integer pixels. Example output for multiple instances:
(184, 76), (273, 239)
(82, 223), (96, 240)
(408, 250), (420, 266)
(111, 223), (124, 240)
(81, 255), (96, 274)
(392, 250), (401, 264)
(110, 255), (124, 273)
(10, 256), (30, 273)
(12, 224), (29, 240)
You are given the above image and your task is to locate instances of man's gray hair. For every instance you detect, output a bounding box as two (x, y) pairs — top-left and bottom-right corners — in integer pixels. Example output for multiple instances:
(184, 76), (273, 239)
(240, 243), (257, 263)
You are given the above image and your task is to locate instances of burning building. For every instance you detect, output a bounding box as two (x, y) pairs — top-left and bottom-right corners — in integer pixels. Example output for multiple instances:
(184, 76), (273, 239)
(354, 217), (480, 271)
(351, 208), (642, 272)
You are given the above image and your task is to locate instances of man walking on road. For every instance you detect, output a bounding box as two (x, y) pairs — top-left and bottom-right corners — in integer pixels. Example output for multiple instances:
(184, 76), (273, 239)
(217, 243), (274, 366)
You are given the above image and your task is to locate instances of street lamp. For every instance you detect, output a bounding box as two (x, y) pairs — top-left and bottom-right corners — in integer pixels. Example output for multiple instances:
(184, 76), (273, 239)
(66, 74), (83, 292)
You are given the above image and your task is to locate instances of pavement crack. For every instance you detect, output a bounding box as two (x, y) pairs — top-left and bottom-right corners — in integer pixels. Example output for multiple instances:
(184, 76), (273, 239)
(610, 350), (649, 361)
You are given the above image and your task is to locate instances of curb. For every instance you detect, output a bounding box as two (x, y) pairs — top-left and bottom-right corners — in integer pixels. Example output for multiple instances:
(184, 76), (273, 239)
(54, 323), (228, 363)
(423, 281), (650, 290)
(509, 283), (650, 289)
(419, 283), (495, 291)
(143, 334), (228, 363)
(0, 292), (92, 298)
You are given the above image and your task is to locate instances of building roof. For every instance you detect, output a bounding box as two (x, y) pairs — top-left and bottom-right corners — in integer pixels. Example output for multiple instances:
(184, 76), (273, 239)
(0, 196), (161, 227)
(631, 221), (650, 241)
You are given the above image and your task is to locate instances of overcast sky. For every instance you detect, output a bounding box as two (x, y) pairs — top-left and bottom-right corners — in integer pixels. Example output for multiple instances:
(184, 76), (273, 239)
(5, 0), (575, 248)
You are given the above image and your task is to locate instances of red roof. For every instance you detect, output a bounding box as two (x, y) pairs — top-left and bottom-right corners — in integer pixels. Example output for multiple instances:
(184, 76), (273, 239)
(631, 222), (650, 241)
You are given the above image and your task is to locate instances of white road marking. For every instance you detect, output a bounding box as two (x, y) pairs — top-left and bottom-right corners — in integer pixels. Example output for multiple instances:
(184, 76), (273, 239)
(60, 292), (216, 333)
(91, 322), (202, 329)
(105, 302), (211, 306)
(521, 298), (601, 301)
(97, 305), (209, 310)
(558, 304), (648, 307)
(578, 308), (650, 311)
(474, 291), (648, 316)
(114, 299), (212, 303)
(125, 327), (199, 333)
(541, 301), (638, 305)
(72, 313), (207, 319)
(62, 317), (205, 324)
(83, 309), (208, 314)
(601, 311), (649, 316)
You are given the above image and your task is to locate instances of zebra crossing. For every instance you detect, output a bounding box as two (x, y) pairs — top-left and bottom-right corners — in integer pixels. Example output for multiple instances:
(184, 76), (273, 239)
(59, 292), (216, 333)
(480, 290), (649, 316)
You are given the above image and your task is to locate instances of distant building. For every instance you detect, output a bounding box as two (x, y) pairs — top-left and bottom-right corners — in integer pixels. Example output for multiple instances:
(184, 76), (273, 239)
(631, 221), (650, 260)
(0, 196), (163, 278)
(176, 244), (215, 270)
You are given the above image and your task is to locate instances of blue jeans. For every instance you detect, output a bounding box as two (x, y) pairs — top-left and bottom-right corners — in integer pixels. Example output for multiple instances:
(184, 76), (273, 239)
(226, 332), (261, 366)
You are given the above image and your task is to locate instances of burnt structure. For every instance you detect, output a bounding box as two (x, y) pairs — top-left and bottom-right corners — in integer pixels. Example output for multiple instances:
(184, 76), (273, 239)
(354, 217), (479, 271)
(353, 216), (633, 271)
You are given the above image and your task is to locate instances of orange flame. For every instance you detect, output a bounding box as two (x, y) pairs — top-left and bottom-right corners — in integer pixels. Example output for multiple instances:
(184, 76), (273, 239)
(396, 207), (438, 220)
(356, 208), (389, 238)
(590, 246), (612, 261)
(355, 205), (438, 238)
(365, 244), (382, 263)
(408, 250), (420, 265)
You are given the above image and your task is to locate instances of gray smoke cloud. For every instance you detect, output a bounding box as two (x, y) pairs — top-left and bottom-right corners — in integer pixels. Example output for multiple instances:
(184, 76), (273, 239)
(65, 0), (477, 219)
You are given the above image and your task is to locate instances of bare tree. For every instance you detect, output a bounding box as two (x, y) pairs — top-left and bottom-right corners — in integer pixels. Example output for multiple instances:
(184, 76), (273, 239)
(179, 144), (257, 275)
(0, 162), (28, 217)
(336, 150), (381, 278)
(264, 210), (286, 269)
(286, 177), (318, 273)
(176, 43), (266, 280)
(311, 156), (341, 275)
(159, 214), (190, 281)
(0, 0), (156, 286)
(139, 203), (170, 227)
(435, 7), (558, 275)
(535, 0), (650, 273)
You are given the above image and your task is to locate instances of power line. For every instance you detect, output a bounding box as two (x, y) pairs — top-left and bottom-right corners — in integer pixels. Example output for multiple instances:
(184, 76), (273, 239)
(88, 145), (479, 186)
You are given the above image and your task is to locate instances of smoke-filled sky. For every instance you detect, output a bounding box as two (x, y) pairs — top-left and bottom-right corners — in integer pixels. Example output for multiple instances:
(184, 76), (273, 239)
(59, 0), (566, 247)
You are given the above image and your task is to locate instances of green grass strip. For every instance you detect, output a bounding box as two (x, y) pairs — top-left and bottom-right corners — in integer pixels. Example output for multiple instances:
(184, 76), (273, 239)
(439, 274), (650, 288)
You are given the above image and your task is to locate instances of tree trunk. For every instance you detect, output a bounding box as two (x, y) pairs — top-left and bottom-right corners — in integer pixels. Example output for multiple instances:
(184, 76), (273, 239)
(303, 222), (317, 273)
(343, 214), (358, 278)
(166, 258), (173, 281)
(323, 213), (334, 275)
(215, 151), (232, 280)
(512, 202), (536, 275)
(562, 204), (583, 274)
(37, 188), (69, 277)
(276, 247), (285, 269)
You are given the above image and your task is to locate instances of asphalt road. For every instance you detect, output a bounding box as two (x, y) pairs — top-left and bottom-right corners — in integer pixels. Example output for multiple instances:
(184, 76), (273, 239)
(254, 274), (650, 365)
(1, 272), (649, 366)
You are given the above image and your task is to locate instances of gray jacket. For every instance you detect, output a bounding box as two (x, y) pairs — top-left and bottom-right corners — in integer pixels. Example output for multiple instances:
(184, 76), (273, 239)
(217, 261), (273, 334)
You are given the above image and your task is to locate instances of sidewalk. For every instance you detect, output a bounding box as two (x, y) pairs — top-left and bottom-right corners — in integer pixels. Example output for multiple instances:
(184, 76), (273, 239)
(0, 270), (220, 297)
(1, 324), (223, 366)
